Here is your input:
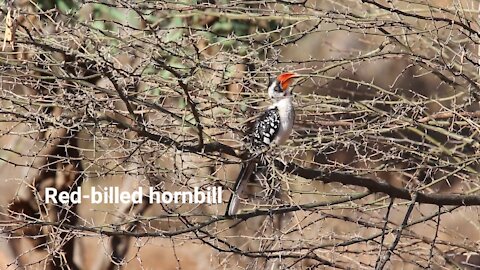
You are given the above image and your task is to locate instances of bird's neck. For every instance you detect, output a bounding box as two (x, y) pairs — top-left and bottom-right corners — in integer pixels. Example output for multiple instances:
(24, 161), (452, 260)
(272, 95), (292, 103)
(271, 96), (293, 113)
(273, 96), (292, 107)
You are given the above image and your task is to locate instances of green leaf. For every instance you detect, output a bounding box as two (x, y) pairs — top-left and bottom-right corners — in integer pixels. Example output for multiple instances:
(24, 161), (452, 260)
(160, 70), (172, 80)
(232, 20), (249, 36)
(240, 103), (248, 112)
(211, 20), (233, 33)
(56, 0), (77, 14)
(149, 87), (161, 96)
(165, 17), (184, 42)
(92, 20), (106, 31)
(178, 97), (187, 109)
(223, 64), (237, 80)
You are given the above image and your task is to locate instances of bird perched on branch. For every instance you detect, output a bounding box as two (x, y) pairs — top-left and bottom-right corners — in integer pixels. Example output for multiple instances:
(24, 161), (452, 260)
(226, 72), (300, 216)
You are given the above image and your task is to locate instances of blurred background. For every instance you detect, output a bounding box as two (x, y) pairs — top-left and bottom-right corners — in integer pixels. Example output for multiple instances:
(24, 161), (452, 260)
(0, 0), (480, 269)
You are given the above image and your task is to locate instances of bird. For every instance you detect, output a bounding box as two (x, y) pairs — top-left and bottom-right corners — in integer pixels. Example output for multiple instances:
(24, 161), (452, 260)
(226, 72), (299, 216)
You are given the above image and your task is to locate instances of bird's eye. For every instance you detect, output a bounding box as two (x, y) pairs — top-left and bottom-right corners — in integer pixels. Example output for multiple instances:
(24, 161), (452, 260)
(274, 83), (282, 92)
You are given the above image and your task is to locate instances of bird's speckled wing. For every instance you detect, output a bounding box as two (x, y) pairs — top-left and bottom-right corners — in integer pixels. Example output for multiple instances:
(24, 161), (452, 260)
(251, 107), (281, 149)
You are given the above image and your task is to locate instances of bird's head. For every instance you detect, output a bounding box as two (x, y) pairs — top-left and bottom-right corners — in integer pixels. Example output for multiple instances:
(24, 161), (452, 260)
(268, 72), (300, 100)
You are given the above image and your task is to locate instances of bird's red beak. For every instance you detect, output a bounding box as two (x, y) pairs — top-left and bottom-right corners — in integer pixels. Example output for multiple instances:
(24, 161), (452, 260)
(277, 72), (299, 90)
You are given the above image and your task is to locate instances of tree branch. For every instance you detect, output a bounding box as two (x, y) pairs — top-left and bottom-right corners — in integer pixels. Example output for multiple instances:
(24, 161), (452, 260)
(275, 161), (480, 206)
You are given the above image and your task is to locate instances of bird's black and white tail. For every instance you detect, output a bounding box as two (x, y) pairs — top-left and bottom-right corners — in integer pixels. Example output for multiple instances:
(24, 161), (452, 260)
(225, 160), (256, 216)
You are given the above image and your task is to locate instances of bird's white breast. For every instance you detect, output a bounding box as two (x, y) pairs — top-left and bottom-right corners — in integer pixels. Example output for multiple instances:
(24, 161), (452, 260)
(270, 97), (294, 145)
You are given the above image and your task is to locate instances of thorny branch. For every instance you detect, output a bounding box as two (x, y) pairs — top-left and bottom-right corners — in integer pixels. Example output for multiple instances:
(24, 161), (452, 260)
(1, 0), (480, 269)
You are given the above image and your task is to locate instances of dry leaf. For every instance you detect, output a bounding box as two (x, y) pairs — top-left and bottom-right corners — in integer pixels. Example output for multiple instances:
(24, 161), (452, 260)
(3, 9), (17, 51)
